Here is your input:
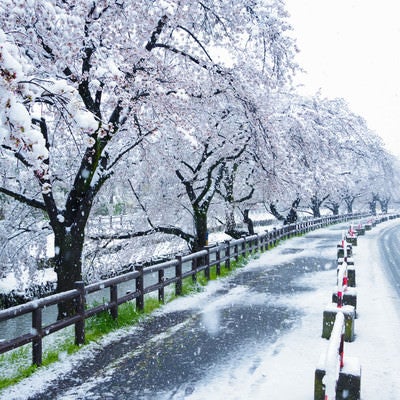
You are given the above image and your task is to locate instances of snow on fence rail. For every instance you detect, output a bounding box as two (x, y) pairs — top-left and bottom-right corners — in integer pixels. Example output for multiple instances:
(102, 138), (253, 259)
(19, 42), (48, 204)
(0, 213), (369, 367)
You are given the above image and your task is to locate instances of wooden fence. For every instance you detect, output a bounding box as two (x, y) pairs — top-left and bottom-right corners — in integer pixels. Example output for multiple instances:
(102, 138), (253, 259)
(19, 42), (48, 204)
(0, 213), (369, 367)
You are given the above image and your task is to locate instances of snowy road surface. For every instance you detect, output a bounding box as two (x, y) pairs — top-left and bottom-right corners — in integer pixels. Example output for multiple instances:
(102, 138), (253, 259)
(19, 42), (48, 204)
(378, 223), (400, 297)
(1, 219), (400, 399)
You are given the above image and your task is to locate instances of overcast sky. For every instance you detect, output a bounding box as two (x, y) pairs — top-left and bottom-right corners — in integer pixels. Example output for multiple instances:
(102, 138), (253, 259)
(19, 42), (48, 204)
(285, 0), (400, 157)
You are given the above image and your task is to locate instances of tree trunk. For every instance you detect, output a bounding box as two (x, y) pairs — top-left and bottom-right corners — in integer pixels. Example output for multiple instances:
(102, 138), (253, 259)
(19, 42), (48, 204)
(369, 200), (377, 215)
(192, 208), (208, 253)
(379, 198), (389, 213)
(311, 196), (321, 218)
(243, 209), (254, 235)
(269, 202), (285, 222)
(326, 202), (339, 216)
(310, 195), (329, 218)
(284, 197), (301, 225)
(369, 193), (379, 216)
(54, 226), (85, 319)
(344, 197), (354, 214)
(225, 206), (237, 234)
(224, 205), (247, 239)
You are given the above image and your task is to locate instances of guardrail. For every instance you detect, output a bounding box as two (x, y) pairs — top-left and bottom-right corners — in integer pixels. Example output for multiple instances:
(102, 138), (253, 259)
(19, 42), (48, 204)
(316, 213), (400, 399)
(0, 213), (369, 367)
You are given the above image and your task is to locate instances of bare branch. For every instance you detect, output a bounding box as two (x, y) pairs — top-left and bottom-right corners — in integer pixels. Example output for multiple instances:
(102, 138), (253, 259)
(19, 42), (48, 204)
(145, 15), (168, 51)
(0, 187), (46, 211)
(89, 225), (193, 244)
(177, 25), (213, 62)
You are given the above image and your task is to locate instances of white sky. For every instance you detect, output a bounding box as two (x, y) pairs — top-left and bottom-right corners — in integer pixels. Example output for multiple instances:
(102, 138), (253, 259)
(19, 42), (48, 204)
(285, 0), (400, 157)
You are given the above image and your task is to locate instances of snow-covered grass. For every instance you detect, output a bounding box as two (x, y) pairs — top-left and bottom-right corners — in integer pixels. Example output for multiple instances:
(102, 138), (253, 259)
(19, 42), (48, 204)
(1, 219), (399, 399)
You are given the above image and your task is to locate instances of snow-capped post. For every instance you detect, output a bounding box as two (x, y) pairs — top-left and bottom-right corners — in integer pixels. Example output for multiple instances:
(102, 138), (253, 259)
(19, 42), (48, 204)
(316, 310), (361, 399)
(337, 241), (355, 287)
(332, 262), (357, 314)
(74, 281), (85, 346)
(319, 312), (345, 400)
(346, 225), (358, 246)
(323, 293), (356, 342)
(355, 223), (365, 236)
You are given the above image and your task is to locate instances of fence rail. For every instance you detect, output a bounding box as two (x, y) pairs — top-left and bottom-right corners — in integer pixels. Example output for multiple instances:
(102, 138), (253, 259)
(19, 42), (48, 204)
(0, 213), (370, 367)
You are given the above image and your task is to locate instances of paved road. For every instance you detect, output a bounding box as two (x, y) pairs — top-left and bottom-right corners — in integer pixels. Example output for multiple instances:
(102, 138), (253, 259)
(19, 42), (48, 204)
(26, 226), (343, 400)
(378, 223), (400, 297)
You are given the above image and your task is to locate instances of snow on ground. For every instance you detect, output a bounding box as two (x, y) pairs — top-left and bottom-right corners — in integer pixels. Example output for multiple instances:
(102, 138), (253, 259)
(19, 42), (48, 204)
(0, 268), (56, 294)
(1, 219), (400, 399)
(176, 220), (400, 400)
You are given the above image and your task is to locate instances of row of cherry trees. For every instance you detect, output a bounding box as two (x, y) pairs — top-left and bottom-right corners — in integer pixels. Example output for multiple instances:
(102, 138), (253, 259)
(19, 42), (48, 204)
(0, 1), (398, 315)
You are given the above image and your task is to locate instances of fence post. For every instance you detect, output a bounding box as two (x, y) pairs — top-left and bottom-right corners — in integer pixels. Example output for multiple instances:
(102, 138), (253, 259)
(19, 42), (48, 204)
(216, 245), (221, 276)
(175, 255), (183, 296)
(32, 307), (43, 366)
(259, 233), (264, 252)
(204, 246), (211, 280)
(264, 230), (270, 250)
(74, 281), (86, 346)
(241, 236), (247, 257)
(283, 225), (288, 239)
(191, 256), (197, 283)
(110, 284), (118, 320)
(135, 264), (144, 311)
(224, 240), (231, 270)
(234, 241), (239, 261)
(158, 269), (165, 303)
(273, 227), (277, 246)
(255, 234), (259, 253)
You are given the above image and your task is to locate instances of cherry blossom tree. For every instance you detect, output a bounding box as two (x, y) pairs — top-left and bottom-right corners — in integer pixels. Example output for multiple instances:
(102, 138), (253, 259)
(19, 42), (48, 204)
(0, 0), (297, 315)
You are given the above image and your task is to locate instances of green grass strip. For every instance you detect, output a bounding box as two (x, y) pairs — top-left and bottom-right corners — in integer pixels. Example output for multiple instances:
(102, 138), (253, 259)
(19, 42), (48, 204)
(0, 254), (256, 391)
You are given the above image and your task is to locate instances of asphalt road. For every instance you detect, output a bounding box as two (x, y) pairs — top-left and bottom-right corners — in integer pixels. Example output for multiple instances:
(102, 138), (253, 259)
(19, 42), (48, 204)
(378, 223), (400, 297)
